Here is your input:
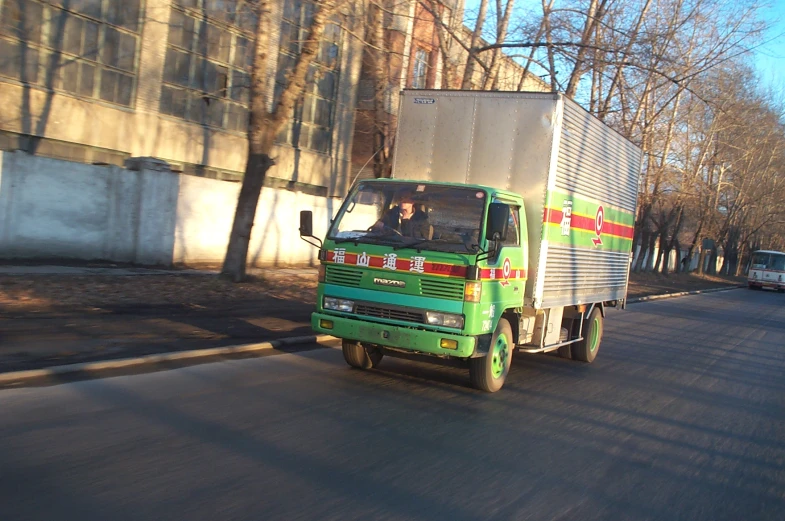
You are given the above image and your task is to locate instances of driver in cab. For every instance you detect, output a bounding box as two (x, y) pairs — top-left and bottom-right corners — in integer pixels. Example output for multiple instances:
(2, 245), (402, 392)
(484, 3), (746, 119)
(372, 189), (431, 239)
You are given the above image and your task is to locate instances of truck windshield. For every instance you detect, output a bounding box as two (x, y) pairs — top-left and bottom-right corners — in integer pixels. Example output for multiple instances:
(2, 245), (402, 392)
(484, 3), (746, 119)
(328, 182), (487, 253)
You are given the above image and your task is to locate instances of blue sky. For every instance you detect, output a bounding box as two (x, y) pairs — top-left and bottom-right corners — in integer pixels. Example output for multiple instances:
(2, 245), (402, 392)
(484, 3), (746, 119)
(756, 2), (785, 96)
(462, 0), (785, 97)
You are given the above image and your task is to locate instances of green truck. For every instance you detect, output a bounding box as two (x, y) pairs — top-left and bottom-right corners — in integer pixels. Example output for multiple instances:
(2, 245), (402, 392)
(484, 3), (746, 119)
(300, 90), (642, 392)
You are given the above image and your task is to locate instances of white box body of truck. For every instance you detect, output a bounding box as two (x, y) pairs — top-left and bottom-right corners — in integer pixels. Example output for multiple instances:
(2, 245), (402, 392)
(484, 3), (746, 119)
(391, 90), (642, 310)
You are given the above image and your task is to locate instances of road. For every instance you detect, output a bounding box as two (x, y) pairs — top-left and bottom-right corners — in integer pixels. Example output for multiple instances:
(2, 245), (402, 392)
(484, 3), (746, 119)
(1, 288), (784, 521)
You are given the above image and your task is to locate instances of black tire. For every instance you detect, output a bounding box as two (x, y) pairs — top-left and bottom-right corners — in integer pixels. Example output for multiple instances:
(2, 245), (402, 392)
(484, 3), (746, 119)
(342, 340), (383, 369)
(470, 318), (513, 392)
(573, 307), (603, 363)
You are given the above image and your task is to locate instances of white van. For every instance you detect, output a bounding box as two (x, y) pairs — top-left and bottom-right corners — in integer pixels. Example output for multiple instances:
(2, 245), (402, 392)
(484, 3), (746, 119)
(748, 250), (785, 292)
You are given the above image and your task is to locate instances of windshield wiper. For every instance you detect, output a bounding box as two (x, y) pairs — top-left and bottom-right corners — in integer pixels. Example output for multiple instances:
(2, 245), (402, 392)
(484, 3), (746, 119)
(335, 235), (402, 246)
(393, 238), (481, 253)
(393, 239), (430, 251)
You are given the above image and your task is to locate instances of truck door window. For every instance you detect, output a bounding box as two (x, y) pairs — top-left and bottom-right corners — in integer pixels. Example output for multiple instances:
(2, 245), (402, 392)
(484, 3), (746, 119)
(502, 207), (520, 246)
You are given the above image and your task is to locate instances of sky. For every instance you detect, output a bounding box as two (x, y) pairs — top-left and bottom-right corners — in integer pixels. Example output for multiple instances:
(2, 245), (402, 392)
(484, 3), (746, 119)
(756, 2), (785, 97)
(461, 0), (785, 98)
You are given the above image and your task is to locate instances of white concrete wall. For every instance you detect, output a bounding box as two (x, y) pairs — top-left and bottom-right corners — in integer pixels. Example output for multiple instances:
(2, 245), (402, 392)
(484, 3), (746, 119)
(173, 174), (339, 267)
(0, 151), (341, 267)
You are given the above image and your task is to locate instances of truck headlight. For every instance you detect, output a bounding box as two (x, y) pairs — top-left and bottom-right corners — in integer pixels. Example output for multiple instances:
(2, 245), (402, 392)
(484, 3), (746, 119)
(323, 297), (355, 312)
(425, 311), (464, 328)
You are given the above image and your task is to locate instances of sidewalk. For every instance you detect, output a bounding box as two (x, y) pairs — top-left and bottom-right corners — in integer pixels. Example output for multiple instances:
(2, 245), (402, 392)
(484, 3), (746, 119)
(0, 265), (319, 372)
(0, 264), (743, 374)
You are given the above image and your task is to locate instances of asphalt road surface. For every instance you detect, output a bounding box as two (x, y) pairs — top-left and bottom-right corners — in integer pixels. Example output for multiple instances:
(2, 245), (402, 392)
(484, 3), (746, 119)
(1, 288), (784, 521)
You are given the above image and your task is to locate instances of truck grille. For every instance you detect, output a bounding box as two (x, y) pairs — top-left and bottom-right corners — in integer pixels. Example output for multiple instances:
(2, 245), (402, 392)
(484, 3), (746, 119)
(419, 278), (464, 300)
(355, 304), (424, 323)
(325, 265), (362, 287)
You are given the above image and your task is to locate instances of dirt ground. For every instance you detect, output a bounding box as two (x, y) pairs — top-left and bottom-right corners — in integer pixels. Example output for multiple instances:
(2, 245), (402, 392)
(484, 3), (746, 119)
(0, 271), (318, 312)
(625, 271), (745, 298)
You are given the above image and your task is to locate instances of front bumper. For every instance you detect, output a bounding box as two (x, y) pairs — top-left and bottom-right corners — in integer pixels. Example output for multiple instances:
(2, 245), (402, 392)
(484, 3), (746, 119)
(312, 312), (476, 358)
(749, 281), (784, 290)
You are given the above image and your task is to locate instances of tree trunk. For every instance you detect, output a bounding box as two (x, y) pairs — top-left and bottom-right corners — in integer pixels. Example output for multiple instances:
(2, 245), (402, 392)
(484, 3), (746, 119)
(486, 0), (516, 90)
(222, 0), (338, 281)
(564, 0), (608, 98)
(708, 249), (718, 275)
(542, 0), (558, 90)
(462, 0), (488, 89)
(661, 246), (671, 275)
(644, 232), (658, 272)
(222, 154), (275, 280)
(735, 243), (747, 277)
(633, 228), (651, 273)
(371, 1), (390, 178)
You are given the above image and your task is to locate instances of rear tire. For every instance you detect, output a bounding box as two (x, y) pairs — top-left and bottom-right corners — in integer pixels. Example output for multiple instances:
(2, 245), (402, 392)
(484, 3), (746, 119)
(573, 307), (603, 363)
(470, 318), (513, 392)
(342, 340), (383, 369)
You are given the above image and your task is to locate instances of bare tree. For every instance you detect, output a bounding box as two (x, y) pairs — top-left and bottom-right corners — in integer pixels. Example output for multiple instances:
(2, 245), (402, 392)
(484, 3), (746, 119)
(222, 0), (346, 281)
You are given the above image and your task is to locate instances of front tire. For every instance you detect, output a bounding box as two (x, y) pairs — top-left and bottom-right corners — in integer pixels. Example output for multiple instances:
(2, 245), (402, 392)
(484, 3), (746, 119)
(573, 307), (603, 363)
(342, 340), (383, 369)
(470, 318), (513, 392)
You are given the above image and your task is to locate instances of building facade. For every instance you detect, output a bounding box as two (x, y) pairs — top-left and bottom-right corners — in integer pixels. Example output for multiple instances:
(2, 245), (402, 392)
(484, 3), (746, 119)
(0, 0), (365, 196)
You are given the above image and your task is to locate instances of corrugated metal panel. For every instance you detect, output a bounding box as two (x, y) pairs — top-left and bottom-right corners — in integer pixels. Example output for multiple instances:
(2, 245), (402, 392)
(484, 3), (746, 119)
(555, 100), (641, 211)
(540, 245), (630, 308)
(538, 97), (641, 308)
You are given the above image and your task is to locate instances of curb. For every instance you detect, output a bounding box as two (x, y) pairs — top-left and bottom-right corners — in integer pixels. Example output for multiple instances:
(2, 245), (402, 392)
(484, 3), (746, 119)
(626, 284), (743, 304)
(0, 285), (742, 385)
(0, 334), (339, 385)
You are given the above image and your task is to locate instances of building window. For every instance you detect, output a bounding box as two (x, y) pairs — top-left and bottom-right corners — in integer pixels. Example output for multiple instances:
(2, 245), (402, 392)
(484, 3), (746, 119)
(412, 48), (428, 89)
(275, 1), (341, 155)
(0, 0), (142, 107)
(160, 0), (257, 132)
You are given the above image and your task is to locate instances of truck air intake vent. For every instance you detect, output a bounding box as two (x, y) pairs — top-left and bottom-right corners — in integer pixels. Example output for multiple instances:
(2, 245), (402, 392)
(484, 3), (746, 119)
(325, 265), (363, 287)
(355, 304), (425, 323)
(419, 278), (465, 300)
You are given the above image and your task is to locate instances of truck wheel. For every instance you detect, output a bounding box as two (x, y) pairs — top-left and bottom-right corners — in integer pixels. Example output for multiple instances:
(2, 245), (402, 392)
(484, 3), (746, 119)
(342, 340), (383, 369)
(573, 308), (603, 363)
(470, 318), (513, 392)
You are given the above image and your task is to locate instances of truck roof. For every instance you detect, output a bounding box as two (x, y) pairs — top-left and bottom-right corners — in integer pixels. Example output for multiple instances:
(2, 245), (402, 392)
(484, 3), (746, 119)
(357, 178), (521, 200)
(752, 250), (785, 255)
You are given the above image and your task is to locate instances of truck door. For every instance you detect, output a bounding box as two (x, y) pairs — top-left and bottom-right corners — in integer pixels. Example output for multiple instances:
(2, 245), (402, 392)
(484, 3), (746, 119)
(482, 204), (526, 331)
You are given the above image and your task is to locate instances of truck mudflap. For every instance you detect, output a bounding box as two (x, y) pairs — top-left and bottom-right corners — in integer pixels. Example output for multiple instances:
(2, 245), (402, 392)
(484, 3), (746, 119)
(312, 313), (476, 358)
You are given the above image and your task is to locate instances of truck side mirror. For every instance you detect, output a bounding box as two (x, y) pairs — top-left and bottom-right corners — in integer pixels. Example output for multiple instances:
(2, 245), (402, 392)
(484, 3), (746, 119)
(486, 203), (510, 242)
(300, 210), (314, 237)
(299, 210), (323, 249)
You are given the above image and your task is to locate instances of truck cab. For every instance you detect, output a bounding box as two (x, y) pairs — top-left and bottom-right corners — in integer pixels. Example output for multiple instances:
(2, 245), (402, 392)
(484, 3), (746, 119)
(304, 179), (526, 391)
